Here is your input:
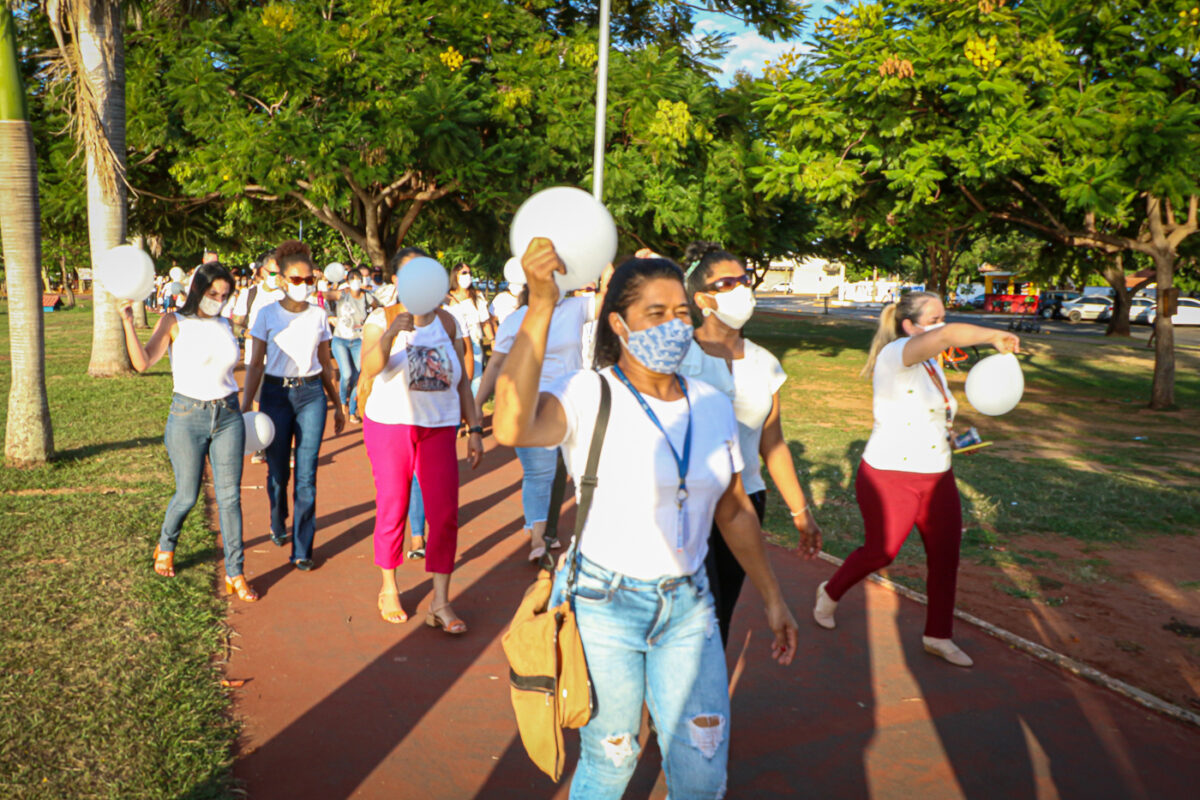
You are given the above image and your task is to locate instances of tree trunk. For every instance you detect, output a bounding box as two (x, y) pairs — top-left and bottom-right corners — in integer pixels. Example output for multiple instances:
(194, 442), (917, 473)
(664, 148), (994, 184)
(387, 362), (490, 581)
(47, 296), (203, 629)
(59, 257), (76, 309)
(1101, 253), (1132, 337)
(0, 9), (54, 465)
(78, 1), (133, 377)
(1149, 251), (1176, 410)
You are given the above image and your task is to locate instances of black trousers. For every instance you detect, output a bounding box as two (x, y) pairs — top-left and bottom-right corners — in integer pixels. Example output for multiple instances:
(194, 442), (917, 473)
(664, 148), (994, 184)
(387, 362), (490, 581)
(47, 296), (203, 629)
(705, 489), (767, 648)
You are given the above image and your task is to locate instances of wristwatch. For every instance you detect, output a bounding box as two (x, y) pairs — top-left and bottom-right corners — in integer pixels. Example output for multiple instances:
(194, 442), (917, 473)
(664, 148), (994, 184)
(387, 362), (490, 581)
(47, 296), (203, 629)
(467, 425), (484, 435)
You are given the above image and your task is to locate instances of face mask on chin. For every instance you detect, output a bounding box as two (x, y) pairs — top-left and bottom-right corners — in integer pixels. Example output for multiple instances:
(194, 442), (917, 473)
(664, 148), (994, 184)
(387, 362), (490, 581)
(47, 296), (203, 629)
(198, 296), (226, 317)
(702, 284), (756, 330)
(285, 282), (313, 302)
(617, 315), (694, 375)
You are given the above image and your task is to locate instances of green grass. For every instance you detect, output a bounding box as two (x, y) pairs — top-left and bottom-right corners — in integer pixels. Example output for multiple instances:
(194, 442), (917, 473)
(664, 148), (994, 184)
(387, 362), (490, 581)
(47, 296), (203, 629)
(0, 303), (235, 799)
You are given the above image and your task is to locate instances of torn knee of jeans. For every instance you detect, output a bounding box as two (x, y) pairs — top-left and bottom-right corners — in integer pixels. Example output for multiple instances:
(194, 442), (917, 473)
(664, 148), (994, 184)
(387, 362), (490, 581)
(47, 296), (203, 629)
(687, 714), (726, 759)
(601, 732), (638, 767)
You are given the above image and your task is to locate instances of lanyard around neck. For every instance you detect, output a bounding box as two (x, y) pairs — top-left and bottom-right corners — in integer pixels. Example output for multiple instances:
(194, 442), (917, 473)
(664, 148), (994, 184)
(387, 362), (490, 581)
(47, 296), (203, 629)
(611, 365), (692, 507)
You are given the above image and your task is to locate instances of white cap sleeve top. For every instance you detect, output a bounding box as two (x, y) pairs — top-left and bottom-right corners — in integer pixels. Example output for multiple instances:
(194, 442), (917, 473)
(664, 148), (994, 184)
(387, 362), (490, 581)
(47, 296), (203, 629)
(249, 301), (333, 378)
(861, 337), (957, 474)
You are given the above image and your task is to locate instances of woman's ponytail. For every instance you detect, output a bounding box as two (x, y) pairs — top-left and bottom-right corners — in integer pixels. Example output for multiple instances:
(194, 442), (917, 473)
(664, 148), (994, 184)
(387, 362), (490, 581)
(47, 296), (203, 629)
(862, 303), (900, 378)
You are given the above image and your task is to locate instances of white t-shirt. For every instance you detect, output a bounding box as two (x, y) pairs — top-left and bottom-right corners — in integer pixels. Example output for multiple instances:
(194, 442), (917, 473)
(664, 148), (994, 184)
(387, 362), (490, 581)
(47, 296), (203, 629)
(371, 282), (398, 307)
(249, 302), (333, 378)
(549, 369), (744, 581)
(234, 283), (286, 364)
(494, 295), (594, 390)
(490, 291), (520, 325)
(861, 337), (957, 474)
(362, 309), (464, 427)
(679, 339), (787, 495)
(445, 295), (491, 344)
(170, 314), (240, 401)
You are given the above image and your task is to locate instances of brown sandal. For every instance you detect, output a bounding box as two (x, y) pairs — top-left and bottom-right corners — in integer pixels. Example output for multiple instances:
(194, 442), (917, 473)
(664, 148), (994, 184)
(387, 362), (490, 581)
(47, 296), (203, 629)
(225, 575), (259, 602)
(379, 591), (409, 624)
(425, 604), (467, 635)
(153, 545), (175, 577)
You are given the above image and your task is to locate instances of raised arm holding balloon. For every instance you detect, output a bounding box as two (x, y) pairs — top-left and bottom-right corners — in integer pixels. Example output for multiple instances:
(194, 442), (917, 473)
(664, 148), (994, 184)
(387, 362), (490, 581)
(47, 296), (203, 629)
(814, 291), (1021, 668)
(114, 259), (258, 602)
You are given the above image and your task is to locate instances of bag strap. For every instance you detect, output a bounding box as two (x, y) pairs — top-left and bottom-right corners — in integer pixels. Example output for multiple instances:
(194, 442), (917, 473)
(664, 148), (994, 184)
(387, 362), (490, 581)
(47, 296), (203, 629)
(562, 374), (612, 587)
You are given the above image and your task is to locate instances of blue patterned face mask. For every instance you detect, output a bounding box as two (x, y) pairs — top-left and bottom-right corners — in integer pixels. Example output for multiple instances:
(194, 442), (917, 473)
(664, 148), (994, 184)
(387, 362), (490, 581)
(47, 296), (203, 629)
(617, 315), (694, 375)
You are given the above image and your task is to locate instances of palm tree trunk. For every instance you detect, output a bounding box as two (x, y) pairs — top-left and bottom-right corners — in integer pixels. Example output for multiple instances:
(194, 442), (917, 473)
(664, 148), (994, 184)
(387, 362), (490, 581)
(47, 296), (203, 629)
(77, 1), (133, 376)
(0, 8), (54, 465)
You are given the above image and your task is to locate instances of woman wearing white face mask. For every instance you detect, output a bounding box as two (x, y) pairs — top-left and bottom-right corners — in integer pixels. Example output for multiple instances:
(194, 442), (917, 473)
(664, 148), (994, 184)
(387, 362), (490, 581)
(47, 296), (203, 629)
(242, 241), (346, 571)
(118, 263), (258, 601)
(814, 291), (1019, 667)
(494, 245), (799, 797)
(444, 262), (495, 397)
(677, 242), (824, 648)
(329, 272), (379, 424)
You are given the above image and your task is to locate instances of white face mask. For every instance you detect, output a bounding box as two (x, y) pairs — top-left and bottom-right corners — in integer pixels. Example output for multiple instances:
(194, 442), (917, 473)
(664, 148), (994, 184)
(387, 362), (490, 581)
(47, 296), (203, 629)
(457, 274), (473, 289)
(347, 279), (362, 292)
(285, 282), (313, 302)
(918, 321), (946, 333)
(198, 296), (227, 317)
(263, 273), (278, 289)
(703, 284), (756, 330)
(317, 280), (330, 292)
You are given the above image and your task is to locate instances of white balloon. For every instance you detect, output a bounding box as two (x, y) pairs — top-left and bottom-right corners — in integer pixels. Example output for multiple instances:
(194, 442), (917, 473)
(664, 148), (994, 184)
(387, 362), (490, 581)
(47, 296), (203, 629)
(167, 281), (184, 296)
(503, 256), (526, 288)
(395, 257), (449, 315)
(96, 245), (156, 301)
(169, 266), (185, 281)
(242, 411), (276, 455)
(325, 262), (347, 283)
(965, 352), (1024, 416)
(510, 186), (617, 292)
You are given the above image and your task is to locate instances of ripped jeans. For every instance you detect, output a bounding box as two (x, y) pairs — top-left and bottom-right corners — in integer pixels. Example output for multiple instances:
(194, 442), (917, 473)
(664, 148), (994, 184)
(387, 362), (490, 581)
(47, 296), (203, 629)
(558, 554), (730, 799)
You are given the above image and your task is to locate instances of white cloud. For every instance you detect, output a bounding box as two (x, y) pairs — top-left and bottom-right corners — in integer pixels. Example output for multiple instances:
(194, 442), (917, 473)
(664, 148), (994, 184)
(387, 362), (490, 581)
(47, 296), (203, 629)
(691, 12), (811, 86)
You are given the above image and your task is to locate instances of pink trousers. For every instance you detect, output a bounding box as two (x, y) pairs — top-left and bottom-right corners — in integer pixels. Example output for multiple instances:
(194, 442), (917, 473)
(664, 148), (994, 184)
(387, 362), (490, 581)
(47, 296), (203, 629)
(363, 418), (459, 573)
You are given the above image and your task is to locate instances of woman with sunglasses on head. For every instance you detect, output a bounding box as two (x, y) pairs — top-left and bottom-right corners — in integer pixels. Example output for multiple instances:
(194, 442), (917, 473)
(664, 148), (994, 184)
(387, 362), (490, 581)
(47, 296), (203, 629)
(444, 262), (495, 397)
(118, 262), (257, 601)
(675, 242), (824, 649)
(494, 242), (799, 799)
(814, 291), (1019, 668)
(242, 241), (346, 572)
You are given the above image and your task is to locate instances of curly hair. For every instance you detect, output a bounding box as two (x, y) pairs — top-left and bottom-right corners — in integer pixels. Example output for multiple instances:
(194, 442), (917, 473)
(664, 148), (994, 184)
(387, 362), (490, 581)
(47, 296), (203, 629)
(274, 239), (313, 271)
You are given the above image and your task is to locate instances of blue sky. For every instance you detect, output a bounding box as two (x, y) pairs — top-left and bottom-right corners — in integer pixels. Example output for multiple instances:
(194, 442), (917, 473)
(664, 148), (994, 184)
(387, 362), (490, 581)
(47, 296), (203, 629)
(694, 3), (836, 86)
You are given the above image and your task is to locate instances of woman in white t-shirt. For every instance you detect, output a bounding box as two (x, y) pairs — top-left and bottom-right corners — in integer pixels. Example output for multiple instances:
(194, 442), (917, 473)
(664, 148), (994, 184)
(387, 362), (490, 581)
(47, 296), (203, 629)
(118, 263), (257, 602)
(493, 243), (799, 798)
(358, 250), (484, 632)
(444, 262), (495, 397)
(242, 241), (346, 572)
(677, 242), (824, 648)
(815, 291), (1019, 668)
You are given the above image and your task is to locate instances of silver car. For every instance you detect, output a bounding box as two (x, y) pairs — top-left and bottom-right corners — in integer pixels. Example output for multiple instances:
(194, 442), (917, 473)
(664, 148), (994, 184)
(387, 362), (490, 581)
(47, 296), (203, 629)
(1062, 295), (1113, 322)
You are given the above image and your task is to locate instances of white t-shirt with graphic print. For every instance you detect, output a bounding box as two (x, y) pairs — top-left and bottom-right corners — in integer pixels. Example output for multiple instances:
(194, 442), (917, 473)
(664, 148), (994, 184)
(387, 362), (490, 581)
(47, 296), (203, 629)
(362, 308), (464, 428)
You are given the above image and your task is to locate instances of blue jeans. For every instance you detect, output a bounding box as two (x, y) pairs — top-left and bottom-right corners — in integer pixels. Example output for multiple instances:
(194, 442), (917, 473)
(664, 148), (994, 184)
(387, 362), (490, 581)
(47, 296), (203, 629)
(469, 338), (484, 397)
(515, 446), (557, 528)
(408, 477), (425, 539)
(160, 393), (246, 577)
(553, 554), (730, 799)
(330, 336), (362, 415)
(260, 379), (328, 562)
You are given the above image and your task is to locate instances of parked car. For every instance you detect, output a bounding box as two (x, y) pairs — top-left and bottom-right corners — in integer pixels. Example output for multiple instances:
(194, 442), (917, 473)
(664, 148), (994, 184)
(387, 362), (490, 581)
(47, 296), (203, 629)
(768, 282), (792, 293)
(1144, 296), (1200, 326)
(1128, 296), (1156, 324)
(1061, 295), (1113, 322)
(1038, 290), (1081, 319)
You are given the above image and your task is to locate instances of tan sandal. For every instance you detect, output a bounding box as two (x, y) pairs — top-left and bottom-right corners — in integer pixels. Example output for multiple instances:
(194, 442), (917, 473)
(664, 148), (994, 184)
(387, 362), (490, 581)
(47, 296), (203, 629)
(378, 591), (408, 624)
(225, 575), (259, 602)
(425, 604), (467, 635)
(153, 545), (175, 577)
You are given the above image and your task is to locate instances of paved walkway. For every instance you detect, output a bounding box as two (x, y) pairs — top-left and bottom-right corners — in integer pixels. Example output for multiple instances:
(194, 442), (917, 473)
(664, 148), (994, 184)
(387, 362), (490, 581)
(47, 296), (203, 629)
(223, 408), (1199, 799)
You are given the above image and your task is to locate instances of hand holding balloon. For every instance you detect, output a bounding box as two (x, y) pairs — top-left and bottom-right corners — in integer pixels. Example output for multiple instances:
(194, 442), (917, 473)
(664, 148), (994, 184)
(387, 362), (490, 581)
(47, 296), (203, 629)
(385, 311), (415, 338)
(991, 331), (1020, 354)
(521, 237), (566, 309)
(509, 186), (617, 292)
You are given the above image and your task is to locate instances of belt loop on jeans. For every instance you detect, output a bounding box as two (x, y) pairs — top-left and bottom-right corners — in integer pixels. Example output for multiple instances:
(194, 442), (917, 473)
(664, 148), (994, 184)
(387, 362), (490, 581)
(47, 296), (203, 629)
(264, 374), (321, 389)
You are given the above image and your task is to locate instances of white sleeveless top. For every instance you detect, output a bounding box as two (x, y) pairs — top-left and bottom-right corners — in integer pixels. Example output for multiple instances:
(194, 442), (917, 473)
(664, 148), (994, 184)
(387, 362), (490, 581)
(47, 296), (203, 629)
(363, 310), (463, 428)
(170, 314), (240, 401)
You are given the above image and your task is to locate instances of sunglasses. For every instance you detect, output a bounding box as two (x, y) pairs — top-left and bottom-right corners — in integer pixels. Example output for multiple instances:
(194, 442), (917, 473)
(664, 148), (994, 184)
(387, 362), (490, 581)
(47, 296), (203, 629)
(285, 275), (316, 286)
(705, 273), (752, 293)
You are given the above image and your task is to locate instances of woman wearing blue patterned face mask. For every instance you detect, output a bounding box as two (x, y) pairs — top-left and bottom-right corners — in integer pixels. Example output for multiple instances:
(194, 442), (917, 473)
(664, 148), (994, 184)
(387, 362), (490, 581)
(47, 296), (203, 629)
(493, 243), (799, 798)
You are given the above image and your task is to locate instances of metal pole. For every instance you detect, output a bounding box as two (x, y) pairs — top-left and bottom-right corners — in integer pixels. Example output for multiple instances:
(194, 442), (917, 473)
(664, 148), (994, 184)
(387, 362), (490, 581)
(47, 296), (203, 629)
(592, 0), (611, 201)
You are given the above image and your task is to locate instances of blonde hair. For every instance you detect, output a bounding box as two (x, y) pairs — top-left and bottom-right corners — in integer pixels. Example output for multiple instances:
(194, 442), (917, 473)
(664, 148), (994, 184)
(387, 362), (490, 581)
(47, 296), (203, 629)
(861, 291), (940, 377)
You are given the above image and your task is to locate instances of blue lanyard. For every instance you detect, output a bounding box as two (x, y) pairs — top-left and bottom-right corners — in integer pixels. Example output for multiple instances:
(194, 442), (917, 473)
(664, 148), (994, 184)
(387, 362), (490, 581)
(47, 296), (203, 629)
(612, 365), (692, 508)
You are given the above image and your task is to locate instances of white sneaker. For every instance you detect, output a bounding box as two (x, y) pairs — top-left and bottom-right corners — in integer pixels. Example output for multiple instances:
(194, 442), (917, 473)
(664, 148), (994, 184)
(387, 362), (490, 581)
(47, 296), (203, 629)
(922, 636), (974, 668)
(813, 581), (838, 630)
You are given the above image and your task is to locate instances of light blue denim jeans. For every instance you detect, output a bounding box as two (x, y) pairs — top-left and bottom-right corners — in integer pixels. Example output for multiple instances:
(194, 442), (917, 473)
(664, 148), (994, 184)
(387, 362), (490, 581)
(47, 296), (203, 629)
(553, 553), (730, 799)
(330, 336), (362, 415)
(160, 393), (247, 577)
(470, 338), (484, 398)
(408, 476), (425, 539)
(514, 445), (557, 528)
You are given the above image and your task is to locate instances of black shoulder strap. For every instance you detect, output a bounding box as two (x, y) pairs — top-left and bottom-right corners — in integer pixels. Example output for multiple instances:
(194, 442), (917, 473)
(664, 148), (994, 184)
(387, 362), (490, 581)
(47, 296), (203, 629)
(247, 284), (258, 311)
(563, 374), (611, 585)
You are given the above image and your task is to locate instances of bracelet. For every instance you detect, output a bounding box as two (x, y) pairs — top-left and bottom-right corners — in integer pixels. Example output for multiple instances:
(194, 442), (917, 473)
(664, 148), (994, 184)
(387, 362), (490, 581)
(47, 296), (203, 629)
(467, 425), (484, 435)
(789, 506), (809, 517)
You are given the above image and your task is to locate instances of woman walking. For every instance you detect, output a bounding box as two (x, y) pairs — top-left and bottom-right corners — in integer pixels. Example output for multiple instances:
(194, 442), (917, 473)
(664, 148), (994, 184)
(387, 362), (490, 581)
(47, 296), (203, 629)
(814, 291), (1018, 667)
(329, 271), (378, 424)
(242, 241), (346, 571)
(359, 251), (484, 631)
(444, 262), (495, 397)
(679, 242), (824, 647)
(494, 243), (799, 798)
(119, 262), (257, 601)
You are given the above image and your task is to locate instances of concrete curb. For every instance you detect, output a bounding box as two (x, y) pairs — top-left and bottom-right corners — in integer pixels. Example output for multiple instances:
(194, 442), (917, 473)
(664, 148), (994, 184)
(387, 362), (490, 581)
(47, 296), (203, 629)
(814, 551), (1200, 730)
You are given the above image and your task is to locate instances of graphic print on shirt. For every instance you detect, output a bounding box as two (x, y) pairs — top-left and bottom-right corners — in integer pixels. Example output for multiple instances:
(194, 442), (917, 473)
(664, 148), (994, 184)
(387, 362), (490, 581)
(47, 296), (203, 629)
(407, 344), (452, 391)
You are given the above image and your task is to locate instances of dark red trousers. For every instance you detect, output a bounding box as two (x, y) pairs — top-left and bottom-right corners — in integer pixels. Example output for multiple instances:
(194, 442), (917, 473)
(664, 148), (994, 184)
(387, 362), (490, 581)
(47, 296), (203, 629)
(826, 461), (963, 638)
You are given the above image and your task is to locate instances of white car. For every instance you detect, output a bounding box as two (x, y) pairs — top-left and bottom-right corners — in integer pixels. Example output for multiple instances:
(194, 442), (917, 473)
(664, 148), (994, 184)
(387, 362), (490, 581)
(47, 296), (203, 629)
(1062, 295), (1113, 322)
(1144, 296), (1200, 326)
(1128, 296), (1155, 324)
(768, 282), (792, 293)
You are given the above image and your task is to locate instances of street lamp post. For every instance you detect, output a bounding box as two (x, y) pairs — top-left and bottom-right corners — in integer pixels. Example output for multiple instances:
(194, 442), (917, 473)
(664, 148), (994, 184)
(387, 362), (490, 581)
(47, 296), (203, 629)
(592, 0), (611, 201)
